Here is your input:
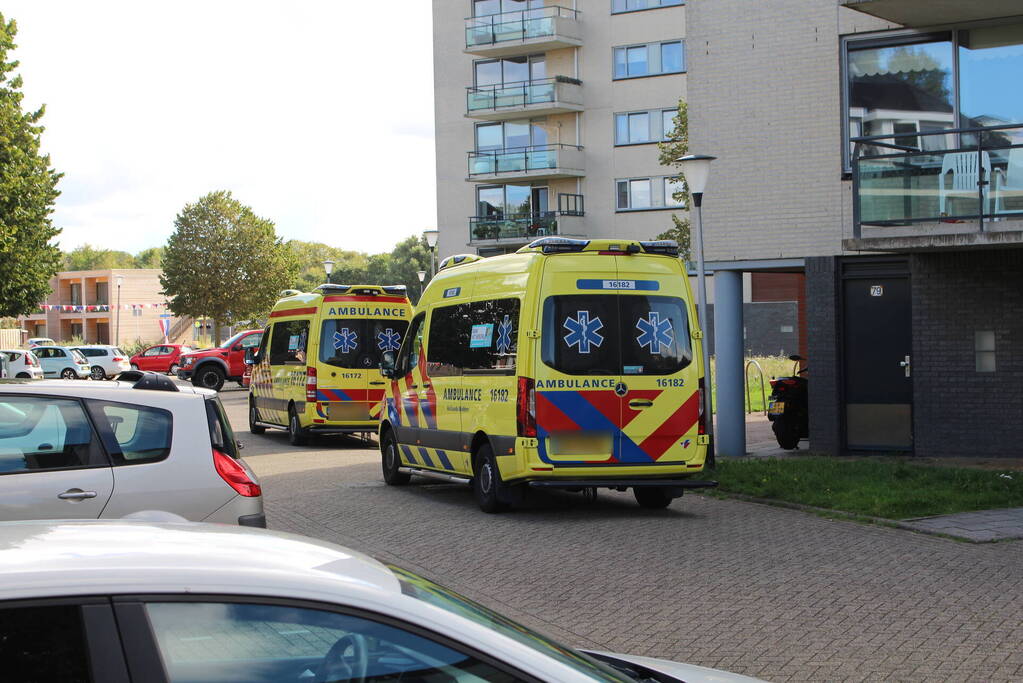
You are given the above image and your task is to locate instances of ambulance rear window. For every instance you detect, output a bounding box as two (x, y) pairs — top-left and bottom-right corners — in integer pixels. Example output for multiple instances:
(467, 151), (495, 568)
(541, 295), (692, 376)
(320, 319), (410, 370)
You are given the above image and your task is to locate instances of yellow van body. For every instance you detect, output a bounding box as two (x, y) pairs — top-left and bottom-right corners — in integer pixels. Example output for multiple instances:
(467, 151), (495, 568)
(378, 238), (715, 511)
(249, 285), (413, 445)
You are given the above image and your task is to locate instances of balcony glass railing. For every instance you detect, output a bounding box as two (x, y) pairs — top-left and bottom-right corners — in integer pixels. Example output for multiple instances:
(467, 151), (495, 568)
(468, 144), (580, 176)
(853, 124), (1023, 234)
(467, 77), (579, 113)
(469, 213), (560, 242)
(465, 6), (578, 48)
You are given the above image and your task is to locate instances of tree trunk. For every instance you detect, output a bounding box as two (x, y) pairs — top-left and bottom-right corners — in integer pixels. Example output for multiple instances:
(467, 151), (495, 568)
(213, 318), (221, 347)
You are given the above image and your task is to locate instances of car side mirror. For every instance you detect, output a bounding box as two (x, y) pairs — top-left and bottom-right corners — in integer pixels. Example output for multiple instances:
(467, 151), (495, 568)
(379, 351), (396, 378)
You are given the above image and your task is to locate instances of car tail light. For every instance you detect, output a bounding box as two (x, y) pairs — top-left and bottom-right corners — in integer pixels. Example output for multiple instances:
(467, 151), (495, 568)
(25, 354), (37, 367)
(517, 376), (536, 437)
(213, 448), (261, 497)
(698, 377), (707, 435)
(305, 366), (317, 402)
(112, 357), (125, 362)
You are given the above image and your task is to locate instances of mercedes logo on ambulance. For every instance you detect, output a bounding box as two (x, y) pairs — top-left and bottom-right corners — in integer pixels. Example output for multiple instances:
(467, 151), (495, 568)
(614, 381), (628, 397)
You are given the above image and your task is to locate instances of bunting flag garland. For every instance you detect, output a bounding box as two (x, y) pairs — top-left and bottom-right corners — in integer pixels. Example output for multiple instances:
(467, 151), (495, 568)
(35, 302), (171, 312)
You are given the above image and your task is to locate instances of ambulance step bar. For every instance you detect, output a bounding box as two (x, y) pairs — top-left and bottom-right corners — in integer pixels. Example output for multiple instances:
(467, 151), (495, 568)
(528, 479), (718, 490)
(399, 467), (471, 484)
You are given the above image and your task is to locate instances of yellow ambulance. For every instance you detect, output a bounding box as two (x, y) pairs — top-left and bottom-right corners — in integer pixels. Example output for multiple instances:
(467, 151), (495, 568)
(379, 237), (716, 512)
(248, 284), (413, 445)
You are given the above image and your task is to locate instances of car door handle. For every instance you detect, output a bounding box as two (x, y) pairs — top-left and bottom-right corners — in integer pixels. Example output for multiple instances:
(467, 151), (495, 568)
(369, 380), (386, 385)
(58, 489), (98, 501)
(629, 399), (654, 408)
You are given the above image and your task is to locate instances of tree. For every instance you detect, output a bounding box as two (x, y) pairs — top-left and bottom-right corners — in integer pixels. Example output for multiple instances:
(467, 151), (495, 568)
(161, 191), (296, 343)
(384, 235), (433, 300)
(657, 99), (692, 261)
(287, 240), (366, 292)
(63, 244), (135, 270)
(134, 246), (164, 268)
(0, 14), (62, 317)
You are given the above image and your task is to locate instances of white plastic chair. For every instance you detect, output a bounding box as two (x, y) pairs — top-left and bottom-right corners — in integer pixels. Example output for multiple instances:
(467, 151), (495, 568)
(938, 151), (991, 216)
(994, 148), (1023, 214)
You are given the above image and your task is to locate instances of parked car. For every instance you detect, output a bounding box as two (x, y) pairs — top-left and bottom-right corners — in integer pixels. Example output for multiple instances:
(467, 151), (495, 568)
(0, 350), (43, 380)
(73, 345), (131, 380)
(32, 345), (92, 379)
(0, 372), (264, 526)
(130, 343), (194, 374)
(178, 329), (263, 391)
(26, 337), (55, 348)
(0, 521), (762, 683)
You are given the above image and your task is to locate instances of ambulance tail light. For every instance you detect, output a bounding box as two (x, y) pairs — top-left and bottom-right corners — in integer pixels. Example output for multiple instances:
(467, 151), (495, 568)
(305, 366), (317, 402)
(517, 376), (537, 437)
(697, 377), (707, 435)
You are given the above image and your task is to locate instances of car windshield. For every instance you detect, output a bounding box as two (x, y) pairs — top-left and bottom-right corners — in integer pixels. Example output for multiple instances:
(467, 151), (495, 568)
(219, 332), (249, 350)
(319, 319), (410, 369)
(389, 565), (634, 682)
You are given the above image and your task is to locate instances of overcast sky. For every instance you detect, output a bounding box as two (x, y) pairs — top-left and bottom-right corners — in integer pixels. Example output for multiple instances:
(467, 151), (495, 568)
(7, 1), (436, 255)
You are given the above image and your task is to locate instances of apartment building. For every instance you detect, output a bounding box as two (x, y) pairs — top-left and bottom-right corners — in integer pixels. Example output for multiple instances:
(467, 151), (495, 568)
(683, 0), (1023, 458)
(17, 269), (189, 346)
(433, 0), (688, 260)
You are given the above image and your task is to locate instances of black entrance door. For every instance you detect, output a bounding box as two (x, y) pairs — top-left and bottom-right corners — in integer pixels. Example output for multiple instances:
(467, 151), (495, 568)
(842, 264), (912, 452)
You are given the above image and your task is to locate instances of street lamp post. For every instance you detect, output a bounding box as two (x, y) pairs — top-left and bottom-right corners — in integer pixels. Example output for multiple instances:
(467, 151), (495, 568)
(115, 275), (124, 346)
(678, 154), (716, 464)
(323, 259), (336, 285)
(417, 270), (427, 300)
(423, 229), (439, 276)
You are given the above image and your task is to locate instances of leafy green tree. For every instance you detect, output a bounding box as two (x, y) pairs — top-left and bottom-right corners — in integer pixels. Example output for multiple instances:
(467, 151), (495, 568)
(657, 99), (692, 261)
(161, 191), (297, 342)
(287, 240), (366, 292)
(134, 246), (164, 268)
(0, 14), (62, 317)
(63, 244), (135, 270)
(385, 235), (433, 300)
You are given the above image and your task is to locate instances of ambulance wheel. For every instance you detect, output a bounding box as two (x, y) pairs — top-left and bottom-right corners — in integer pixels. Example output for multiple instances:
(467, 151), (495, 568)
(472, 444), (509, 513)
(634, 486), (674, 509)
(248, 398), (265, 434)
(288, 405), (309, 446)
(381, 430), (410, 486)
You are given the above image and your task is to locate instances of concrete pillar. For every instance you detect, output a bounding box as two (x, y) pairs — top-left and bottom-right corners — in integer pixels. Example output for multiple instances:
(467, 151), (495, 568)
(713, 269), (746, 457)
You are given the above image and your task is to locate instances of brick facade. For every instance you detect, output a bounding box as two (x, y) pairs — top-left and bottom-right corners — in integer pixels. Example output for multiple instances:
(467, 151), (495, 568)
(805, 256), (842, 456)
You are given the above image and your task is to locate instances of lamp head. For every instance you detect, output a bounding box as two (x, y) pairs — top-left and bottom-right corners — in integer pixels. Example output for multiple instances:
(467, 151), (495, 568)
(322, 259), (336, 276)
(678, 154), (716, 196)
(417, 270), (427, 283)
(423, 229), (439, 249)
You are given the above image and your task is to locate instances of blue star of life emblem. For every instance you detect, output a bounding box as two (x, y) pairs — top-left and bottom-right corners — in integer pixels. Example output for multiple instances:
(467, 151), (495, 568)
(563, 310), (604, 354)
(636, 312), (674, 354)
(333, 328), (359, 354)
(376, 328), (402, 352)
(496, 315), (513, 353)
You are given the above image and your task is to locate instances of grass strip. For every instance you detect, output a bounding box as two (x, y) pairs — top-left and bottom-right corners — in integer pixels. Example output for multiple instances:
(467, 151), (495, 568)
(703, 456), (1023, 520)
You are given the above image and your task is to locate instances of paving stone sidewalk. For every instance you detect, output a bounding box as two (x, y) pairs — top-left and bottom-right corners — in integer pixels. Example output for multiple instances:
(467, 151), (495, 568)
(900, 508), (1023, 542)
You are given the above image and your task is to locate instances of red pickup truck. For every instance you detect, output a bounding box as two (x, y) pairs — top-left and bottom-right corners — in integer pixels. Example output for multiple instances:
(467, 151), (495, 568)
(176, 329), (263, 391)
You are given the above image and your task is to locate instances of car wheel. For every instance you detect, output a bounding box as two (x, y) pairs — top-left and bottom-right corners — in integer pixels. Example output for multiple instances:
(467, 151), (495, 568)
(380, 429), (410, 486)
(288, 405), (308, 446)
(168, 363), (179, 376)
(60, 368), (77, 380)
(90, 366), (106, 381)
(248, 398), (266, 435)
(130, 363), (139, 370)
(194, 365), (225, 391)
(15, 372), (30, 379)
(472, 443), (509, 513)
(634, 486), (675, 509)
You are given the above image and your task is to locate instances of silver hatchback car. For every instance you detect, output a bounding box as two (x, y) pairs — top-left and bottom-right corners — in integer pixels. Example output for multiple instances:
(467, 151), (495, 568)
(0, 372), (264, 526)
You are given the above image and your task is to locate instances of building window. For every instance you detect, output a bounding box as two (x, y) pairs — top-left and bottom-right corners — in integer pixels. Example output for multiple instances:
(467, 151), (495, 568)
(614, 41), (685, 79)
(69, 283), (82, 306)
(475, 119), (547, 151)
(612, 0), (683, 14)
(615, 108), (678, 144)
(664, 177), (686, 207)
(473, 0), (543, 17)
(474, 55), (545, 87)
(616, 176), (684, 210)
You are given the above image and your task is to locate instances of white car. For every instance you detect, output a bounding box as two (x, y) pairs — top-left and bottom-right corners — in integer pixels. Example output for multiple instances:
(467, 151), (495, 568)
(26, 337), (55, 348)
(0, 350), (43, 380)
(32, 345), (92, 379)
(73, 344), (131, 380)
(0, 521), (762, 683)
(0, 372), (264, 527)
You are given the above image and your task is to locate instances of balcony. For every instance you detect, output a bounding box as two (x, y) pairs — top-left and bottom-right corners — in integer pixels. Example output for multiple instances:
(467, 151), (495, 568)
(464, 6), (582, 58)
(469, 207), (585, 247)
(467, 76), (583, 121)
(467, 144), (584, 182)
(841, 0), (1023, 28)
(847, 124), (1023, 252)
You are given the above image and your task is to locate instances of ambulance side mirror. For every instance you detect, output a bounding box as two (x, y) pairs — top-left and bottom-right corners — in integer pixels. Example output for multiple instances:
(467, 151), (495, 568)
(379, 351), (396, 378)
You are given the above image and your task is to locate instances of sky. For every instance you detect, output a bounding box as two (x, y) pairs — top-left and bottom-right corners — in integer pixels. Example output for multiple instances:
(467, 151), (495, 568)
(6, 0), (437, 255)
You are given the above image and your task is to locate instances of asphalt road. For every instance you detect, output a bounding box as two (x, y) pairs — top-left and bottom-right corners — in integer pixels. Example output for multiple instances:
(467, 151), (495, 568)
(217, 388), (1023, 682)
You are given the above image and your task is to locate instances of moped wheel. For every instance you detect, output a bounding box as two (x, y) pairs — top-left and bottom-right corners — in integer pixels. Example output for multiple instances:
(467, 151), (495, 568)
(773, 417), (801, 450)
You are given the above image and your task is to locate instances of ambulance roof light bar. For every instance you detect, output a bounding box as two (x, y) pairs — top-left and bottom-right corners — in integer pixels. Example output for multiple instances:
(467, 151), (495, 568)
(525, 237), (590, 254)
(639, 240), (680, 256)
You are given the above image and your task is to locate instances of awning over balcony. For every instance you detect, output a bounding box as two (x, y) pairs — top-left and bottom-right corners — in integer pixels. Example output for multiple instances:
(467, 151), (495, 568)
(842, 0), (1023, 28)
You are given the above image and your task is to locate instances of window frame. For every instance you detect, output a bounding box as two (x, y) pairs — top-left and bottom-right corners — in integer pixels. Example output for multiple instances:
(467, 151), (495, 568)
(267, 319), (309, 366)
(614, 107), (679, 145)
(611, 0), (684, 14)
(0, 393), (112, 476)
(616, 175), (685, 211)
(395, 312), (426, 379)
(85, 398), (174, 466)
(612, 40), (686, 80)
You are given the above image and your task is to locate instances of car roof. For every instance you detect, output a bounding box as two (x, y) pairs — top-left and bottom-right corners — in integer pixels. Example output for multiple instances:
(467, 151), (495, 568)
(0, 521), (402, 602)
(0, 378), (213, 397)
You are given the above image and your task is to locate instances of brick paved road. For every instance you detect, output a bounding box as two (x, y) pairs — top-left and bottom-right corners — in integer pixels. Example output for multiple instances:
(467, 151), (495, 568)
(222, 391), (1023, 682)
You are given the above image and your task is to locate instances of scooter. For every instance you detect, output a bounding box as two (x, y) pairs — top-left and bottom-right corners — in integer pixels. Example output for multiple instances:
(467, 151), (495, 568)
(767, 354), (807, 450)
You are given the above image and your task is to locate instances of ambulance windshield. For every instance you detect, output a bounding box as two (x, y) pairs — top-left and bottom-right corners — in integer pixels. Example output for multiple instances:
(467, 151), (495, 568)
(541, 295), (692, 376)
(320, 319), (410, 369)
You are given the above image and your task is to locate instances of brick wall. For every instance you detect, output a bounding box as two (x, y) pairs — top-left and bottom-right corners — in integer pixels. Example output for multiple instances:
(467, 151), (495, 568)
(702, 302), (799, 357)
(911, 251), (1023, 458)
(805, 256), (841, 456)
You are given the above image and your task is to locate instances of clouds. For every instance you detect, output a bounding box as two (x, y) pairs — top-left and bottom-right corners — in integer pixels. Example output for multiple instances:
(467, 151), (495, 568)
(8, 0), (436, 254)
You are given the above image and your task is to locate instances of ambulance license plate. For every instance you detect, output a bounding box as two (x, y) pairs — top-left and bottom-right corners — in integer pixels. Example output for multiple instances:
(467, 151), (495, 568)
(768, 401), (785, 416)
(549, 432), (613, 456)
